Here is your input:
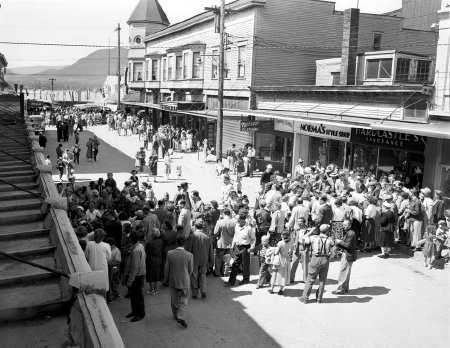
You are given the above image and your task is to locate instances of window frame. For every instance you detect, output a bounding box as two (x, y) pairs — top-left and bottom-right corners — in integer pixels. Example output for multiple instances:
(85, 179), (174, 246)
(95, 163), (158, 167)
(175, 55), (183, 80)
(211, 50), (219, 80)
(237, 45), (247, 78)
(151, 59), (158, 81)
(167, 56), (173, 80)
(182, 52), (189, 79)
(365, 58), (393, 80)
(162, 58), (167, 82)
(192, 52), (202, 79)
(372, 32), (383, 51)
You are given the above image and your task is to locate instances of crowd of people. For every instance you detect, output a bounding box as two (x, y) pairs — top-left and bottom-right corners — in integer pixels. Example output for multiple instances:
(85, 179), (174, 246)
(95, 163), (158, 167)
(41, 107), (450, 326)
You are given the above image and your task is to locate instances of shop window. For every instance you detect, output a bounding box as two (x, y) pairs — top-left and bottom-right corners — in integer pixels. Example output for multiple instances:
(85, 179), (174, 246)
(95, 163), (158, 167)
(256, 133), (284, 162)
(212, 50), (219, 79)
(366, 59), (392, 79)
(175, 56), (183, 80)
(193, 52), (202, 79)
(133, 62), (143, 81)
(372, 32), (383, 51)
(238, 45), (246, 78)
(395, 58), (410, 81)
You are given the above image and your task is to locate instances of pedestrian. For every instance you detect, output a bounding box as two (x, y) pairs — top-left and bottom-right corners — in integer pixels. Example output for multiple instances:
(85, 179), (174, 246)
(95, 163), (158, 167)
(84, 229), (111, 295)
(226, 144), (236, 174)
(299, 224), (334, 304)
(73, 144), (81, 165)
(44, 155), (52, 166)
(86, 138), (94, 162)
(225, 214), (255, 287)
(148, 150), (158, 182)
(145, 228), (163, 295)
(38, 133), (47, 149)
(164, 152), (172, 180)
(125, 230), (146, 322)
(56, 157), (65, 181)
(56, 143), (63, 159)
(332, 219), (357, 295)
(290, 217), (310, 283)
(93, 135), (100, 161)
(184, 219), (213, 299)
(164, 236), (193, 328)
(105, 237), (122, 302)
(268, 230), (292, 296)
(213, 208), (235, 277)
(377, 202), (396, 259)
(177, 200), (192, 239)
(255, 235), (271, 288)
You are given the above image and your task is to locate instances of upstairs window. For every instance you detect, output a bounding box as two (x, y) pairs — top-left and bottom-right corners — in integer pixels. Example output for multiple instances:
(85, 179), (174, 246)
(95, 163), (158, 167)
(331, 72), (341, 85)
(238, 45), (246, 78)
(416, 60), (430, 82)
(175, 56), (182, 80)
(151, 60), (158, 81)
(133, 62), (143, 81)
(192, 52), (202, 79)
(395, 58), (410, 81)
(373, 32), (383, 51)
(162, 58), (167, 81)
(145, 60), (150, 81)
(366, 58), (392, 79)
(212, 50), (219, 79)
(183, 52), (189, 79)
(224, 50), (231, 79)
(167, 56), (173, 80)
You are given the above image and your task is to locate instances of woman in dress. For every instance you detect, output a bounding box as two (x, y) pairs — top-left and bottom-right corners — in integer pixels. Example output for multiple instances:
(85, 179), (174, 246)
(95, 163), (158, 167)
(268, 231), (292, 295)
(180, 131), (187, 152)
(86, 138), (94, 162)
(148, 150), (158, 182)
(268, 202), (285, 247)
(186, 131), (193, 152)
(361, 196), (377, 252)
(163, 152), (172, 180)
(331, 197), (346, 258)
(145, 228), (163, 295)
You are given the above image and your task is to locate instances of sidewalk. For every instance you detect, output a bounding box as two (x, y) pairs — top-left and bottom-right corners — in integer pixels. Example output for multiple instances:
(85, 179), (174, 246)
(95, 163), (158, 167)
(86, 125), (261, 205)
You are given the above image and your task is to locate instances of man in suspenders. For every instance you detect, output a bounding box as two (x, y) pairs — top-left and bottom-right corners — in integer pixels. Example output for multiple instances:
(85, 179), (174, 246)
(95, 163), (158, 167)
(299, 224), (335, 304)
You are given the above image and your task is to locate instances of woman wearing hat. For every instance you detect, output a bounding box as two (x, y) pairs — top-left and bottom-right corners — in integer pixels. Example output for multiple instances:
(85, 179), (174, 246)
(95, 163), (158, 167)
(378, 201), (396, 258)
(148, 150), (158, 182)
(361, 196), (377, 252)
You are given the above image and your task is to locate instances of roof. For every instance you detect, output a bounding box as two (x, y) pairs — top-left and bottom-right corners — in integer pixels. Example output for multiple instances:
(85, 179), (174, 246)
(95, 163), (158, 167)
(122, 91), (142, 103)
(250, 85), (427, 94)
(127, 0), (169, 25)
(144, 0), (266, 42)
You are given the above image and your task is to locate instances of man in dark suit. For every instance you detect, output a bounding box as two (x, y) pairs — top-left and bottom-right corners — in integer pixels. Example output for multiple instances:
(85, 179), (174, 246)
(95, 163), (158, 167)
(164, 236), (193, 328)
(185, 219), (213, 299)
(315, 195), (332, 226)
(332, 219), (357, 295)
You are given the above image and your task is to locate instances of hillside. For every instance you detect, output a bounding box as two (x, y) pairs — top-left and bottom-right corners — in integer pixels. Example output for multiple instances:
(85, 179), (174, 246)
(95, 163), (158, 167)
(8, 65), (65, 75)
(5, 48), (128, 90)
(41, 48), (128, 77)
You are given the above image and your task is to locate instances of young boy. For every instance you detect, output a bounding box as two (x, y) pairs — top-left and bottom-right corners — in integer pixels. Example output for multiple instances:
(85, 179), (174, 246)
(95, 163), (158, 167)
(255, 235), (271, 289)
(106, 237), (122, 302)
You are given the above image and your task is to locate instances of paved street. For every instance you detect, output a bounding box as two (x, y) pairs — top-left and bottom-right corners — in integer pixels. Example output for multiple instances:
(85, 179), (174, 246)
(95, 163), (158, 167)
(45, 125), (450, 348)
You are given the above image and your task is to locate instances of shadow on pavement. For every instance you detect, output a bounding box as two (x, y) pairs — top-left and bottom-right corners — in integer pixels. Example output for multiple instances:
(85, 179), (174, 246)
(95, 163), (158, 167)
(348, 286), (391, 296)
(321, 296), (373, 304)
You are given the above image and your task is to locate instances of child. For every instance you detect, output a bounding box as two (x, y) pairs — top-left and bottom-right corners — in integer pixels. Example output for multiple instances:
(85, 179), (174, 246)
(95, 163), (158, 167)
(56, 157), (65, 182)
(164, 153), (172, 180)
(422, 228), (436, 270)
(176, 165), (182, 183)
(234, 175), (242, 196)
(255, 235), (271, 289)
(106, 237), (122, 302)
(435, 220), (448, 261)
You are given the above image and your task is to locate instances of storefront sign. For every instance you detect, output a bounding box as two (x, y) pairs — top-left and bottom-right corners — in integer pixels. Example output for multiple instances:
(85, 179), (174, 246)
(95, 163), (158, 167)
(294, 121), (351, 141)
(240, 120), (274, 133)
(274, 119), (294, 132)
(351, 128), (427, 152)
(161, 104), (178, 112)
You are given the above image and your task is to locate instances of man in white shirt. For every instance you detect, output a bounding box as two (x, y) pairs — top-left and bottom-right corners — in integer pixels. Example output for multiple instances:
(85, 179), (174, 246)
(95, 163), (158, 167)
(294, 158), (305, 177)
(86, 201), (102, 223)
(225, 215), (255, 287)
(265, 184), (282, 211)
(288, 198), (310, 230)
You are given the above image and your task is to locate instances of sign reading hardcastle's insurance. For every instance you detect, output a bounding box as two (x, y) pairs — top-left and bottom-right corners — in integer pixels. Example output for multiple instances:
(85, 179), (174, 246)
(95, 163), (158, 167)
(240, 120), (274, 133)
(351, 128), (427, 152)
(294, 121), (351, 141)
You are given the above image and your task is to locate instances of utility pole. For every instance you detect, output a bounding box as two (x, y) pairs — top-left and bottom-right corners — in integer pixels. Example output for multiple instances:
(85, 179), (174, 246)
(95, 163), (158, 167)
(217, 0), (225, 161)
(115, 23), (121, 110)
(49, 78), (56, 101)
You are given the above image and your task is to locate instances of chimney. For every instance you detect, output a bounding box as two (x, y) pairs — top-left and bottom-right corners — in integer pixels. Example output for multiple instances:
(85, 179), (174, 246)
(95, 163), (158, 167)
(340, 8), (360, 85)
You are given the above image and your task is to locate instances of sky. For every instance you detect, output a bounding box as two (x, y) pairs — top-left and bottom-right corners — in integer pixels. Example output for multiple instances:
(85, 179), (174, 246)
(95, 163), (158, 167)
(0, 0), (403, 68)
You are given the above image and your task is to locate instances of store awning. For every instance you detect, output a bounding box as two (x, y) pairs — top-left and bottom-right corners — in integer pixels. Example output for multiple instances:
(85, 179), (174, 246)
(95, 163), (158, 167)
(122, 101), (163, 110)
(371, 120), (450, 139)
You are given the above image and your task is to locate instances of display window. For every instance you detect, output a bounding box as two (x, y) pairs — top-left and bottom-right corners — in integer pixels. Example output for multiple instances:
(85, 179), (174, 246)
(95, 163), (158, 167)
(309, 138), (351, 169)
(255, 133), (292, 173)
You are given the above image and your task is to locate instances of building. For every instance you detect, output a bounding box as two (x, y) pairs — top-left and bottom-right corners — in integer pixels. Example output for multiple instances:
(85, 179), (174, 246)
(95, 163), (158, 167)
(126, 0), (438, 155)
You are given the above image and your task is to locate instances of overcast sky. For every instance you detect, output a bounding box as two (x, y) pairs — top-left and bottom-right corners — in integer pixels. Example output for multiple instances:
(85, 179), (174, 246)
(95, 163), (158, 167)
(0, 0), (402, 68)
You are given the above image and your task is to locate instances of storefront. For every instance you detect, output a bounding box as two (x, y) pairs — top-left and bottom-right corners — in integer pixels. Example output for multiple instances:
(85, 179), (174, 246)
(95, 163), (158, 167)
(249, 119), (293, 173)
(350, 128), (426, 182)
(275, 119), (352, 173)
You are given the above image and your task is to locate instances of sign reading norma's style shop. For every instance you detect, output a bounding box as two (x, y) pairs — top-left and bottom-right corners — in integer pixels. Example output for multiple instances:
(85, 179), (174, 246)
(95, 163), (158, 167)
(240, 120), (274, 133)
(351, 128), (427, 153)
(274, 119), (351, 142)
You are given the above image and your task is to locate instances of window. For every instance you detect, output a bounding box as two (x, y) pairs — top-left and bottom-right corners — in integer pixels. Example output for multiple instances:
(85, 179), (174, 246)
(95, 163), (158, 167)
(168, 56), (173, 80)
(366, 59), (392, 79)
(238, 45), (246, 78)
(224, 50), (231, 79)
(331, 72), (341, 85)
(192, 52), (202, 79)
(145, 60), (150, 81)
(134, 36), (142, 45)
(175, 56), (182, 80)
(151, 60), (158, 81)
(373, 32), (383, 51)
(396, 58), (410, 81)
(183, 52), (189, 79)
(415, 60), (430, 82)
(162, 58), (167, 81)
(212, 50), (219, 79)
(133, 62), (143, 81)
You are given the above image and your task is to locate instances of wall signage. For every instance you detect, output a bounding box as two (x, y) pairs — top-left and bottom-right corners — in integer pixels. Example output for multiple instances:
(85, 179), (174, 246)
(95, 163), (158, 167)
(240, 120), (274, 133)
(351, 128), (427, 152)
(295, 121), (351, 141)
(274, 119), (294, 132)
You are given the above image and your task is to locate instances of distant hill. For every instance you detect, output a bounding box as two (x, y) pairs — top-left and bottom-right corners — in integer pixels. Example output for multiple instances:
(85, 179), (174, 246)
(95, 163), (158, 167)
(8, 65), (65, 75)
(40, 48), (128, 77)
(5, 48), (128, 90)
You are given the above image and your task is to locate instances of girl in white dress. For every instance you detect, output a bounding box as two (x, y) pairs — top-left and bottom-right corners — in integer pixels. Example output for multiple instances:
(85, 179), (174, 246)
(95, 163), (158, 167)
(269, 231), (292, 295)
(180, 132), (187, 152)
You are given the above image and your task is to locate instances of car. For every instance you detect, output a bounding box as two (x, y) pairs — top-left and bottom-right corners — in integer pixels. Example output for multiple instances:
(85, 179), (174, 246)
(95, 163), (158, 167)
(29, 115), (46, 135)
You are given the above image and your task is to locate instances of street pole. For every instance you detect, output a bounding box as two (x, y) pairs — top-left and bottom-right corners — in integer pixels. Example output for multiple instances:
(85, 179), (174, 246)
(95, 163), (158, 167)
(216, 0), (225, 161)
(49, 78), (56, 101)
(115, 23), (121, 110)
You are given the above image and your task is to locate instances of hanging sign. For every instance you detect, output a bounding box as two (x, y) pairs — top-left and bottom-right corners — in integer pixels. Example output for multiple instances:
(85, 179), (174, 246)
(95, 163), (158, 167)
(274, 119), (294, 132)
(240, 120), (274, 132)
(351, 128), (427, 152)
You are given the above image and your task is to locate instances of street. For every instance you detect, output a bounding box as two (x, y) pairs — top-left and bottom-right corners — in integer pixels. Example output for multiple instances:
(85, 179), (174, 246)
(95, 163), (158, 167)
(46, 125), (450, 348)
